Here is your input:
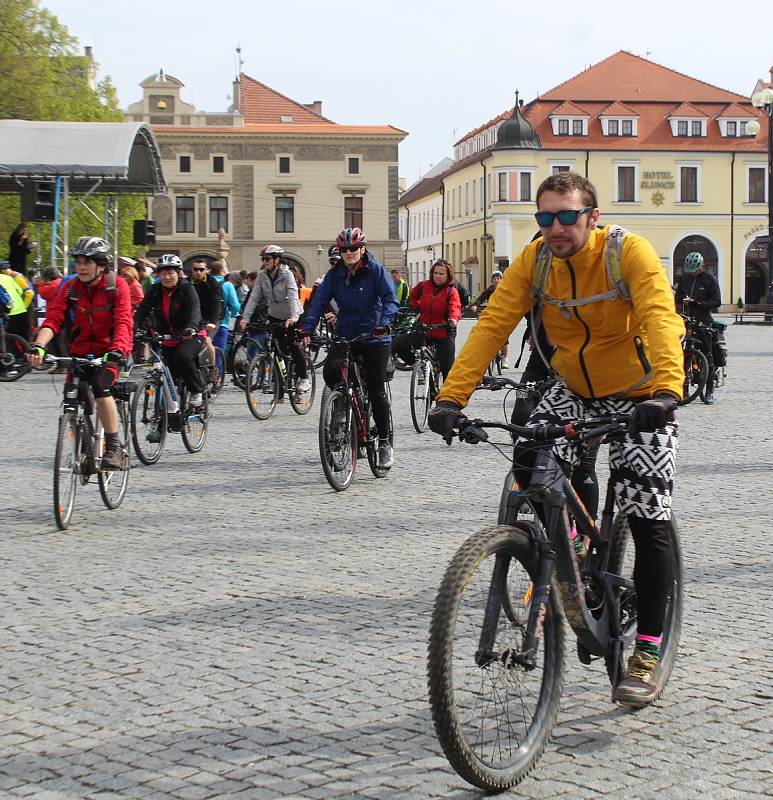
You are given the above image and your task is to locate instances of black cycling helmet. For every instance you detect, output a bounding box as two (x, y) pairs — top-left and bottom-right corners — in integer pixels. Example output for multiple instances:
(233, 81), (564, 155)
(71, 236), (110, 264)
(328, 244), (340, 266)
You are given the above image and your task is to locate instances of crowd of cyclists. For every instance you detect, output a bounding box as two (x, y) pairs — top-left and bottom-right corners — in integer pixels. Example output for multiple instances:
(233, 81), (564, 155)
(6, 170), (736, 712)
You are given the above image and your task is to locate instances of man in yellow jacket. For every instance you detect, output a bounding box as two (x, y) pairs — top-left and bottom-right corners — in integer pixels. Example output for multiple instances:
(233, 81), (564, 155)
(429, 172), (684, 708)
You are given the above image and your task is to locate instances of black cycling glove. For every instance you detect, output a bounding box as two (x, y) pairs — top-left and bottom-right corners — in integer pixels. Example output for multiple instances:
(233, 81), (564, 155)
(182, 327), (197, 339)
(102, 350), (126, 366)
(630, 394), (677, 434)
(428, 401), (465, 445)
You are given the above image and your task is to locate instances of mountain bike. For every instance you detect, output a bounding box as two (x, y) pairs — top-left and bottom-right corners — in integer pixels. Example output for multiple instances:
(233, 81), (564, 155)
(318, 331), (394, 491)
(244, 323), (316, 420)
(229, 322), (269, 389)
(0, 312), (32, 381)
(129, 334), (210, 463)
(44, 355), (133, 530)
(409, 324), (450, 433)
(427, 414), (683, 791)
(678, 315), (710, 405)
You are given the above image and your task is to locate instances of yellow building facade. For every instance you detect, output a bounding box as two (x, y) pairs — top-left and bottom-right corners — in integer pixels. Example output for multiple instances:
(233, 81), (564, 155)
(401, 53), (769, 307)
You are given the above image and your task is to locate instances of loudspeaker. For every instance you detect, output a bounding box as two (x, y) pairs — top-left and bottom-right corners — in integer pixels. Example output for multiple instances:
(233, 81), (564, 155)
(21, 181), (56, 222)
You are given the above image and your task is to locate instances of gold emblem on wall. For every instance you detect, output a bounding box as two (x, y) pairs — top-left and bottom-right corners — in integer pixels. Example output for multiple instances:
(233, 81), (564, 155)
(651, 191), (665, 207)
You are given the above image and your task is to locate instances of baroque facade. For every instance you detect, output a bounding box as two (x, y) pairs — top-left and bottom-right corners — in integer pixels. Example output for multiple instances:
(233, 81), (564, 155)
(127, 71), (406, 279)
(399, 52), (770, 306)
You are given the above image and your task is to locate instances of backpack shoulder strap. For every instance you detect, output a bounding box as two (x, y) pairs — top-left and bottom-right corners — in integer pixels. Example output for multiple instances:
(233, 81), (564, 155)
(532, 241), (552, 300)
(604, 224), (630, 300)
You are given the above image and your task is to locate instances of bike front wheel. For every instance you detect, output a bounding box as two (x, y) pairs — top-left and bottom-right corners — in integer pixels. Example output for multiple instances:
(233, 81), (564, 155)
(410, 358), (431, 433)
(53, 411), (80, 530)
(98, 401), (130, 509)
(679, 347), (708, 406)
(605, 514), (683, 698)
(130, 375), (167, 465)
(288, 356), (316, 415)
(0, 333), (32, 381)
(318, 387), (357, 491)
(428, 524), (564, 792)
(180, 390), (208, 453)
(245, 353), (278, 420)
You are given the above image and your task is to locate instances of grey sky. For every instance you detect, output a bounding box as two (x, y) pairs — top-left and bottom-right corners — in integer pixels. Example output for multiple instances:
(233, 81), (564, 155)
(47, 0), (773, 185)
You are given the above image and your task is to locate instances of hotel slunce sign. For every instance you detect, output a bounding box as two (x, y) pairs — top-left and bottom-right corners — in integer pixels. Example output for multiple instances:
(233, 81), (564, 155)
(641, 171), (675, 189)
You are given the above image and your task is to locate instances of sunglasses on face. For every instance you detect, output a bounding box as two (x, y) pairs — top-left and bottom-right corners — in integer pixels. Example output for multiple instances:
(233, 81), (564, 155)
(192, 267), (207, 272)
(260, 256), (275, 262)
(339, 245), (361, 253)
(534, 206), (593, 227)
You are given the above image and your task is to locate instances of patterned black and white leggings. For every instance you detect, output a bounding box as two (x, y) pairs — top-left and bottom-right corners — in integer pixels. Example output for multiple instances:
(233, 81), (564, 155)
(513, 380), (679, 637)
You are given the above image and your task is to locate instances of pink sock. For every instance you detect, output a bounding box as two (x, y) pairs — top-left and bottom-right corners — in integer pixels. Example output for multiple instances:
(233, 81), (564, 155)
(569, 527), (578, 539)
(636, 634), (662, 645)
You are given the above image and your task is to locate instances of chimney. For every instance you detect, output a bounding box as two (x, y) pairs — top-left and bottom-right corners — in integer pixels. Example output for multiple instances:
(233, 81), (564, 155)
(304, 100), (323, 116)
(229, 76), (240, 112)
(84, 45), (93, 60)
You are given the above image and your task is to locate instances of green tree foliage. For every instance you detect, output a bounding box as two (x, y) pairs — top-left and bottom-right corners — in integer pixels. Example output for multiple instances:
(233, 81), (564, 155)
(0, 1), (150, 269)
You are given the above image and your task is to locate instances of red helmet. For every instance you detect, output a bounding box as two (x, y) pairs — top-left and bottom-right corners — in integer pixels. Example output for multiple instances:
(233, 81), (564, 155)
(336, 228), (366, 248)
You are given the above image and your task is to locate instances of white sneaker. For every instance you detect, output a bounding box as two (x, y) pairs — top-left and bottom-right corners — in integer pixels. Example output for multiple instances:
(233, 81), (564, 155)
(378, 442), (394, 469)
(189, 392), (203, 406)
(297, 378), (311, 393)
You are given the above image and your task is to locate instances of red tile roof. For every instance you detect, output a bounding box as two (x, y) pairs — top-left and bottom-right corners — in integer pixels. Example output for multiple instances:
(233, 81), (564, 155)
(548, 100), (591, 117)
(154, 123), (406, 137)
(520, 100), (766, 152)
(540, 51), (749, 103)
(668, 102), (708, 118)
(597, 101), (638, 117)
(237, 73), (335, 125)
(716, 102), (755, 119)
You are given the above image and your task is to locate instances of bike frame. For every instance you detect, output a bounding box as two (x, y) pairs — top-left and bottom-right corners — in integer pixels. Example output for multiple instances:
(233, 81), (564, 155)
(483, 442), (635, 683)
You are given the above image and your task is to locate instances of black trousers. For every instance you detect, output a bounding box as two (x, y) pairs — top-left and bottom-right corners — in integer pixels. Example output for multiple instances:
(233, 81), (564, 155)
(268, 315), (307, 379)
(393, 332), (456, 379)
(6, 311), (29, 341)
(324, 342), (390, 440)
(163, 338), (205, 394)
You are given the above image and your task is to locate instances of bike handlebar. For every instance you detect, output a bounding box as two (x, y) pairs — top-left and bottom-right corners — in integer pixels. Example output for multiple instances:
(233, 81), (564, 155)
(456, 414), (632, 445)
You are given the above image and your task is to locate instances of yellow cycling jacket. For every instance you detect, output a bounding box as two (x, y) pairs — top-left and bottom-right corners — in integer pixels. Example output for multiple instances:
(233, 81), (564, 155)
(438, 226), (685, 407)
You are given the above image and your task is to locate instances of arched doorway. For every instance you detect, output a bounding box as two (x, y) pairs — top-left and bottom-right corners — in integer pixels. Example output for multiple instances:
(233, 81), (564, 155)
(283, 256), (306, 283)
(672, 235), (718, 283)
(745, 236), (769, 303)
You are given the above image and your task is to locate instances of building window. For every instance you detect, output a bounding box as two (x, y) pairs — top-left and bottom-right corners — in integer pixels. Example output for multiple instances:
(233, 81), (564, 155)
(551, 164), (571, 174)
(275, 196), (294, 233)
(278, 156), (291, 174)
(727, 121), (737, 136)
(209, 196), (228, 233)
(344, 196), (363, 229)
(519, 172), (532, 202)
(677, 121), (688, 137)
(179, 155), (191, 173)
(572, 119), (584, 135)
(617, 166), (636, 202)
(680, 166), (699, 202)
(748, 167), (766, 203)
(212, 155), (224, 173)
(176, 197), (195, 233)
(558, 119), (569, 135)
(740, 121), (748, 136)
(347, 156), (360, 175)
(691, 120), (702, 137)
(622, 119), (633, 136)
(608, 119), (619, 136)
(496, 172), (506, 201)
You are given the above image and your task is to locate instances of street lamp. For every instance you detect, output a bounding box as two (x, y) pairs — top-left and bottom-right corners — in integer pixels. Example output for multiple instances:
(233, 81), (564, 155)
(748, 88), (773, 301)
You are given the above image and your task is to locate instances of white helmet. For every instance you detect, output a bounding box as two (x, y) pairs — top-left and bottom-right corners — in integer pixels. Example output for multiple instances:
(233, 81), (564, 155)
(260, 244), (284, 258)
(156, 254), (183, 270)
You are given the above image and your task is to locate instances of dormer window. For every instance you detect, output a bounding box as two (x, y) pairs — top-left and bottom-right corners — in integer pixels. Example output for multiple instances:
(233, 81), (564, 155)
(553, 117), (587, 136)
(668, 105), (707, 137)
(719, 118), (755, 137)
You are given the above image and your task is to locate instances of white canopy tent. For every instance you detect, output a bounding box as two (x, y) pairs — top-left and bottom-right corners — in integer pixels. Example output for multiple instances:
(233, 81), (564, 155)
(0, 120), (166, 267)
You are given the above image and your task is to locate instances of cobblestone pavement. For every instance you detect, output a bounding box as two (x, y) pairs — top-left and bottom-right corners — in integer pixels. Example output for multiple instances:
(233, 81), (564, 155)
(1, 320), (771, 800)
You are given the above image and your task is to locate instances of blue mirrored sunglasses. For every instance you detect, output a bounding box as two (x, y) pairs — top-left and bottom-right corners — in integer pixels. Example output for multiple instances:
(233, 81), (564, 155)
(534, 206), (592, 227)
